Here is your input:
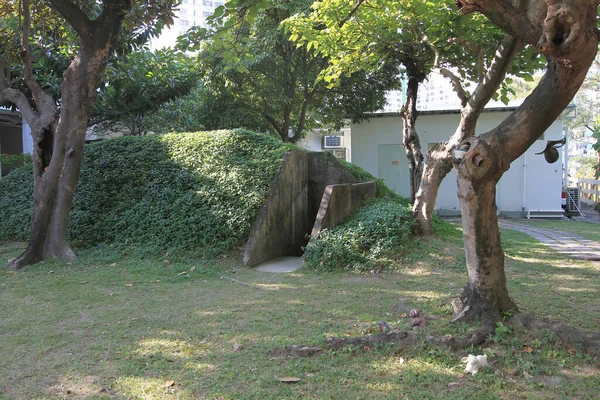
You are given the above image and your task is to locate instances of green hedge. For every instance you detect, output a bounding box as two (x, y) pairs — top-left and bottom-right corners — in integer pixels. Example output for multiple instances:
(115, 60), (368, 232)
(303, 198), (414, 272)
(0, 165), (34, 240)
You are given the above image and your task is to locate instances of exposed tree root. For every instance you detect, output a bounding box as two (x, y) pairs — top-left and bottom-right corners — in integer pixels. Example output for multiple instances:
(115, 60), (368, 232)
(269, 327), (495, 357)
(508, 313), (600, 355)
(6, 250), (41, 270)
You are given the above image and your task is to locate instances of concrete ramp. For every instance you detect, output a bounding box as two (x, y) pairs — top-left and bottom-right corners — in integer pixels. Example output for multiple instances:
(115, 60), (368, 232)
(243, 150), (377, 267)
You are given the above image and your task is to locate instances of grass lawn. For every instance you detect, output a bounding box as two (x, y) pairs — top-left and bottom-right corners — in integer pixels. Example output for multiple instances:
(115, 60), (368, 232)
(1, 223), (599, 399)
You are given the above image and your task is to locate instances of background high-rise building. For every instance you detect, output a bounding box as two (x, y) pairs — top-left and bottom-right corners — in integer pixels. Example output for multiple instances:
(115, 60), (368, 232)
(151, 0), (224, 49)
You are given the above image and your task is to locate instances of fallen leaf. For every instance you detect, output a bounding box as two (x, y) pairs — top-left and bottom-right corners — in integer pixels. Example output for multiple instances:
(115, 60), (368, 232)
(79, 281), (88, 285)
(448, 382), (460, 388)
(178, 271), (187, 276)
(66, 262), (72, 265)
(279, 377), (301, 383)
(522, 346), (534, 353)
(109, 263), (116, 267)
(165, 252), (169, 257)
(125, 284), (134, 287)
(399, 313), (407, 318)
(399, 357), (406, 364)
(232, 342), (243, 352)
(190, 266), (196, 272)
(165, 380), (175, 388)
(6, 271), (16, 274)
(163, 260), (170, 264)
(568, 349), (576, 355)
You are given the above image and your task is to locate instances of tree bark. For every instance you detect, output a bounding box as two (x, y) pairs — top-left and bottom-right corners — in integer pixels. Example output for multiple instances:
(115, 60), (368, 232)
(412, 35), (522, 235)
(452, 0), (598, 321)
(399, 61), (425, 204)
(6, 1), (129, 269)
(454, 137), (517, 323)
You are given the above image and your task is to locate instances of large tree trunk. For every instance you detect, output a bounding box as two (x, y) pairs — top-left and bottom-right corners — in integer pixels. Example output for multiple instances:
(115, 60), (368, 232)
(399, 63), (425, 204)
(6, 1), (129, 270)
(452, 0), (598, 322)
(412, 35), (522, 235)
(454, 137), (517, 324)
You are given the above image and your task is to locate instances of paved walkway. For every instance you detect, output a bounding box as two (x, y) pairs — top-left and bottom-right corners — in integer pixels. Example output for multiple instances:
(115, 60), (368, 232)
(498, 220), (600, 261)
(255, 256), (303, 273)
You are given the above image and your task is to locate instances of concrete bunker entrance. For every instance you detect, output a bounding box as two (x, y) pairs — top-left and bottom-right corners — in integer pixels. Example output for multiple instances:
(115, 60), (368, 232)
(243, 150), (377, 267)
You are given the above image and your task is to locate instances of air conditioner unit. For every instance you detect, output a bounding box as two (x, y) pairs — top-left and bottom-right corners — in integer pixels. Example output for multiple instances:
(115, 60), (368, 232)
(566, 186), (580, 212)
(323, 135), (343, 148)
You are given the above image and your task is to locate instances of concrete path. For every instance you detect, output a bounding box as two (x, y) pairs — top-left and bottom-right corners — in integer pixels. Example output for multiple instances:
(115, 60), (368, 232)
(255, 256), (303, 273)
(499, 220), (600, 261)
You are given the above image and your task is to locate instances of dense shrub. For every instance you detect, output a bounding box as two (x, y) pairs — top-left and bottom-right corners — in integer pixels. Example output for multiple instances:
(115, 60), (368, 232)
(1, 130), (295, 255)
(303, 198), (414, 272)
(0, 164), (34, 240)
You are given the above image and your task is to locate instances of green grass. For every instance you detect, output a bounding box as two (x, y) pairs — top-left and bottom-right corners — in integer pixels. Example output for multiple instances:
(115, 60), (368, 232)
(1, 221), (599, 399)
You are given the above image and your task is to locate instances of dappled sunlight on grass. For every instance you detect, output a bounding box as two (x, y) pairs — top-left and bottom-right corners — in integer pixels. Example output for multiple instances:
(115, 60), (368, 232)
(135, 338), (206, 359)
(253, 282), (299, 290)
(555, 286), (597, 293)
(115, 375), (193, 399)
(48, 374), (106, 399)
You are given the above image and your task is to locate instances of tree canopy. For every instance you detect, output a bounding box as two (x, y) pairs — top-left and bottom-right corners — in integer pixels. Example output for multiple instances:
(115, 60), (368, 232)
(179, 0), (401, 142)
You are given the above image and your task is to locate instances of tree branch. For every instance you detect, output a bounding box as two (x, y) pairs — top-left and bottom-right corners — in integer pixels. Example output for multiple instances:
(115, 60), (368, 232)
(338, 0), (367, 28)
(439, 68), (469, 107)
(47, 0), (92, 39)
(20, 0), (46, 104)
(468, 35), (522, 113)
(454, 0), (541, 46)
(0, 87), (43, 129)
(423, 38), (469, 107)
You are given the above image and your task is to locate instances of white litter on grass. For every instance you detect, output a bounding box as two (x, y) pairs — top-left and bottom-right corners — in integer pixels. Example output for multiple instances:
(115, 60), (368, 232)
(462, 354), (488, 375)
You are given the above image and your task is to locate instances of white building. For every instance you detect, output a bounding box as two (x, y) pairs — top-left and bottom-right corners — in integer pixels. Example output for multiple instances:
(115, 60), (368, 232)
(350, 106), (573, 218)
(151, 0), (224, 49)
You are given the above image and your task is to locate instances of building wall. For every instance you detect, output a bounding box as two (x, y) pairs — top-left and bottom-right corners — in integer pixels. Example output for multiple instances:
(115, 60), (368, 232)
(351, 109), (565, 216)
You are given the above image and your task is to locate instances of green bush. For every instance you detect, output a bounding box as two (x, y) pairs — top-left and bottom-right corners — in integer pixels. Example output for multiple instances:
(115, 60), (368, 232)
(0, 153), (33, 170)
(303, 198), (414, 272)
(1, 130), (295, 255)
(0, 164), (34, 240)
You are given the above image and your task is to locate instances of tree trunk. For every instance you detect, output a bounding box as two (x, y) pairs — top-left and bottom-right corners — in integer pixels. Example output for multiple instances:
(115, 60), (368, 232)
(399, 64), (425, 204)
(452, 0), (598, 321)
(412, 35), (522, 235)
(7, 2), (129, 269)
(454, 137), (517, 323)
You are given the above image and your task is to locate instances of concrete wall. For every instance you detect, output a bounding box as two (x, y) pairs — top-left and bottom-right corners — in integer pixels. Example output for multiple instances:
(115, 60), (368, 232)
(350, 109), (565, 216)
(310, 182), (378, 240)
(243, 151), (362, 267)
(243, 151), (309, 266)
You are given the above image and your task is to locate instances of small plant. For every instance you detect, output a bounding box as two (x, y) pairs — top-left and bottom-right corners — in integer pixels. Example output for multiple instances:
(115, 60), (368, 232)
(303, 198), (414, 272)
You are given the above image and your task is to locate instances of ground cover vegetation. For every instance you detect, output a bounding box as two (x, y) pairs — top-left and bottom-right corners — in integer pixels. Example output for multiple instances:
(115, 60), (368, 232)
(0, 129), (398, 259)
(1, 221), (599, 399)
(0, 130), (297, 256)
